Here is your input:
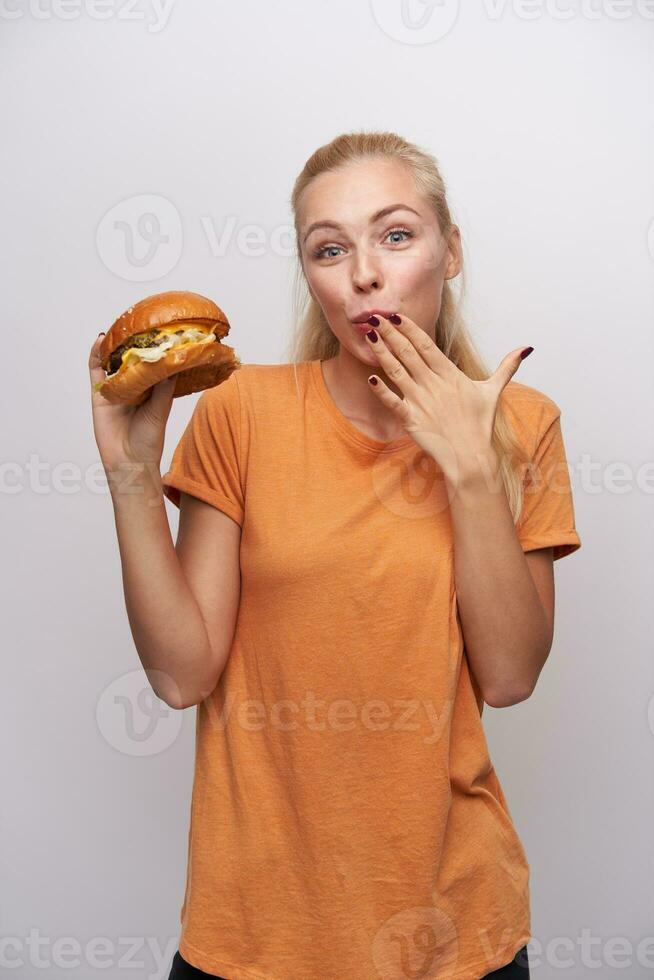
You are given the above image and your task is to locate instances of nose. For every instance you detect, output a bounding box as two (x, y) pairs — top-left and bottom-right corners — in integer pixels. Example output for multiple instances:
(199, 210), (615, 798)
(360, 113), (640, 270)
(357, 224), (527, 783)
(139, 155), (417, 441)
(351, 246), (383, 292)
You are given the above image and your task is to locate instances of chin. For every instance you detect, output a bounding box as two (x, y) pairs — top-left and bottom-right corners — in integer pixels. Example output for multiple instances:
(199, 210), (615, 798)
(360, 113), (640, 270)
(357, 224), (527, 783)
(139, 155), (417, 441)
(346, 343), (378, 367)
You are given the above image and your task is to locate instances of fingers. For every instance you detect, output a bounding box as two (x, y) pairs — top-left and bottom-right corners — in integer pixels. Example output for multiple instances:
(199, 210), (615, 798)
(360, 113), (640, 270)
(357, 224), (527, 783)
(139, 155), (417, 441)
(490, 347), (534, 396)
(146, 375), (177, 411)
(367, 312), (454, 379)
(366, 322), (422, 389)
(89, 334), (106, 382)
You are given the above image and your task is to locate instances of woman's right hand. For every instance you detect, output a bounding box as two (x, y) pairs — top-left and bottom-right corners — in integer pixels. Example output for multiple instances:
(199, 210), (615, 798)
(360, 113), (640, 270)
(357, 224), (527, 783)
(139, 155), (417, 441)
(88, 333), (177, 479)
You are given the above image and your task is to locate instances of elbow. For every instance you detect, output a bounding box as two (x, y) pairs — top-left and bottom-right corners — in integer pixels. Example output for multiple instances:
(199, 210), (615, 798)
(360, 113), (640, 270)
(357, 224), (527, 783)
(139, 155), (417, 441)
(155, 688), (193, 710)
(163, 694), (195, 710)
(162, 686), (213, 710)
(482, 644), (549, 708)
(149, 680), (205, 711)
(143, 643), (227, 709)
(146, 667), (220, 710)
(483, 684), (534, 709)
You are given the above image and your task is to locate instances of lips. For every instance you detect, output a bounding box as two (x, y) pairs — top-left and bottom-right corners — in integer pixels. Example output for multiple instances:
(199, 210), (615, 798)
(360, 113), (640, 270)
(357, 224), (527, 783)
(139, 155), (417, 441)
(350, 309), (395, 323)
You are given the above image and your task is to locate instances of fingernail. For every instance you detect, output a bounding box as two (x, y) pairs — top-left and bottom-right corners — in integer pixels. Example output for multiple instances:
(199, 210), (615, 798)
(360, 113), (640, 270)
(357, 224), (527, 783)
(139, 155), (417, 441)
(98, 332), (105, 337)
(520, 346), (534, 359)
(389, 314), (401, 325)
(366, 315), (380, 326)
(366, 329), (378, 343)
(368, 376), (378, 386)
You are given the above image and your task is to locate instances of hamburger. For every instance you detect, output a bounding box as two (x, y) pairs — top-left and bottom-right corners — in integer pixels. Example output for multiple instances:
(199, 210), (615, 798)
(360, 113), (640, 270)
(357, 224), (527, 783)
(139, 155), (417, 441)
(93, 290), (241, 406)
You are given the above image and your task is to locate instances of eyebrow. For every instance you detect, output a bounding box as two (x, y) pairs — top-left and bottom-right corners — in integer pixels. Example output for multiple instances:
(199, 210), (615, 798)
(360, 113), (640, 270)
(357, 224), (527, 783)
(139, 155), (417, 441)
(302, 203), (421, 245)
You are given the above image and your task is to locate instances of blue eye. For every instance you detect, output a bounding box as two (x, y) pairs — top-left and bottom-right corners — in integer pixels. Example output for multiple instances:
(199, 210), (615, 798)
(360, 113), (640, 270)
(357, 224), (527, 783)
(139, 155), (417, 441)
(314, 244), (342, 260)
(386, 228), (413, 245)
(312, 227), (414, 260)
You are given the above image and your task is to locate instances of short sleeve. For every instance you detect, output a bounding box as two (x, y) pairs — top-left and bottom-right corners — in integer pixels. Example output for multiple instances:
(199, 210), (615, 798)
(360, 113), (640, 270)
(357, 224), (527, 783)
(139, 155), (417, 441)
(161, 371), (244, 527)
(516, 408), (581, 561)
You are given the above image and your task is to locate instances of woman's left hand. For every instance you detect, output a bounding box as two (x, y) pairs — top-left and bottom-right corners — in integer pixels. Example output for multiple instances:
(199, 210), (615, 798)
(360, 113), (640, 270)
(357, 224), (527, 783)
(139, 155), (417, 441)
(364, 313), (533, 483)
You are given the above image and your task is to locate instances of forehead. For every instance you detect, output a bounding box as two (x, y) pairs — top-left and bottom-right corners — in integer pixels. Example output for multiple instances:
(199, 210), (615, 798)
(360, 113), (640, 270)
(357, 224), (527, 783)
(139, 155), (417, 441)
(298, 158), (422, 226)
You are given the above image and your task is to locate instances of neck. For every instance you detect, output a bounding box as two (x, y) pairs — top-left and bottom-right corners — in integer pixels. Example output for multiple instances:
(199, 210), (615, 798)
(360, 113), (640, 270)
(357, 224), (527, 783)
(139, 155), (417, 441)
(321, 346), (406, 442)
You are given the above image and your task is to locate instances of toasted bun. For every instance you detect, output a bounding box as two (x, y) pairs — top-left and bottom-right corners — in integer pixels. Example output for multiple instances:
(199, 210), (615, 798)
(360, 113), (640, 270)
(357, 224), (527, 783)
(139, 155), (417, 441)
(100, 291), (230, 363)
(97, 339), (241, 406)
(95, 291), (240, 406)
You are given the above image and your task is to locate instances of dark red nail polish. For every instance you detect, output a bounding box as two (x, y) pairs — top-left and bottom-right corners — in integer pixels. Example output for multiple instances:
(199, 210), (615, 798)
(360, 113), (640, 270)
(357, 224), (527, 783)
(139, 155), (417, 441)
(98, 331), (105, 336)
(366, 329), (378, 342)
(389, 313), (401, 325)
(368, 376), (378, 386)
(520, 346), (534, 359)
(367, 315), (380, 326)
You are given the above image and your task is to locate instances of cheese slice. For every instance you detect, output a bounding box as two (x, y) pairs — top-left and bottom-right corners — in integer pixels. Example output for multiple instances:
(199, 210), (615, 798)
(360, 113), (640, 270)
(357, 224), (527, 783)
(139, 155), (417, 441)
(120, 329), (215, 368)
(107, 325), (218, 377)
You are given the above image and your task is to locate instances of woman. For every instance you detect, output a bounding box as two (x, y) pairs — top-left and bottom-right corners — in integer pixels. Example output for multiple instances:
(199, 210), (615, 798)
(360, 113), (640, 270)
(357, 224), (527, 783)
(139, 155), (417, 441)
(89, 131), (581, 979)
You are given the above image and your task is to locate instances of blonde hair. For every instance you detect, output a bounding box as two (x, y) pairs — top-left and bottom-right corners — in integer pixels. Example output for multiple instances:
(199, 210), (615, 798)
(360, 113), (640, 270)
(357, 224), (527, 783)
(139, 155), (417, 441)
(283, 129), (529, 522)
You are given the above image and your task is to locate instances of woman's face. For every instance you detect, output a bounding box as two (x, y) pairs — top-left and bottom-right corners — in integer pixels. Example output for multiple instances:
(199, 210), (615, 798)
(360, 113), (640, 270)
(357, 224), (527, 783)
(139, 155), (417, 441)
(298, 158), (461, 365)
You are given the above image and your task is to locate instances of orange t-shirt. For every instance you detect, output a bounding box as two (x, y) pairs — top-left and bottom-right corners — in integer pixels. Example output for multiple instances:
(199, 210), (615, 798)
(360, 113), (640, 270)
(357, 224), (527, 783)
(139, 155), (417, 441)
(161, 359), (581, 980)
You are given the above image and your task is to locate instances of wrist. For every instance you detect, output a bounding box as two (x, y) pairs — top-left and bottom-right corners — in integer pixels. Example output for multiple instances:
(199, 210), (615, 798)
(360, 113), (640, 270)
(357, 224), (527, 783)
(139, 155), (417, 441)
(106, 459), (164, 509)
(442, 447), (501, 492)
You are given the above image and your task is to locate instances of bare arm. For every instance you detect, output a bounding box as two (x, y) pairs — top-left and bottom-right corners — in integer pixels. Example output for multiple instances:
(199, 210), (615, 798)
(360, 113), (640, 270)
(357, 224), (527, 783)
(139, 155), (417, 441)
(110, 467), (241, 709)
(89, 333), (241, 710)
(448, 453), (554, 708)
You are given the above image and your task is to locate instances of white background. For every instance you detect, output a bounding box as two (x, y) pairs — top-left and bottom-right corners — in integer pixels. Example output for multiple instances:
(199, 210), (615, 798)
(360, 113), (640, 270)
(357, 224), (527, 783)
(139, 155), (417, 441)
(2, 1), (653, 977)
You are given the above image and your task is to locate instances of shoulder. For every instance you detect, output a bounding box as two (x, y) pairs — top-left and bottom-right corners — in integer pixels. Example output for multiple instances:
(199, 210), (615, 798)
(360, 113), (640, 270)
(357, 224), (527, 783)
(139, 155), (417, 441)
(201, 361), (306, 420)
(500, 380), (562, 450)
(201, 361), (287, 400)
(220, 361), (307, 401)
(501, 379), (561, 420)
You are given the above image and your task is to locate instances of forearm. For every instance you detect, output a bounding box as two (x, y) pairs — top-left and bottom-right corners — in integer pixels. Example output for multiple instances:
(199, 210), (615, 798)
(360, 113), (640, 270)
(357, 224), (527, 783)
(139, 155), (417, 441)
(446, 452), (551, 707)
(108, 463), (216, 709)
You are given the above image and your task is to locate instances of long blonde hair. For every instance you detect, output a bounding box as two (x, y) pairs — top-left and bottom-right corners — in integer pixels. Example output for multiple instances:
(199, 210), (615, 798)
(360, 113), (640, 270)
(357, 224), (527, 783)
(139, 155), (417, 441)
(283, 130), (529, 522)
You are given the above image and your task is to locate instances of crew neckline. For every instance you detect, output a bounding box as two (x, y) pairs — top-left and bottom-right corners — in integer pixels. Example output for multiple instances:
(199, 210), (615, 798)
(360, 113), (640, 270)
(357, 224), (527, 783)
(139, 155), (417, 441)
(308, 359), (414, 454)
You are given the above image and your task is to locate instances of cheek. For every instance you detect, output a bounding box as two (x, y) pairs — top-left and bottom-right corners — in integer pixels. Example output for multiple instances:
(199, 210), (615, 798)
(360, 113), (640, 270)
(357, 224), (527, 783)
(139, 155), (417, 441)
(414, 238), (447, 283)
(387, 248), (439, 291)
(307, 268), (344, 308)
